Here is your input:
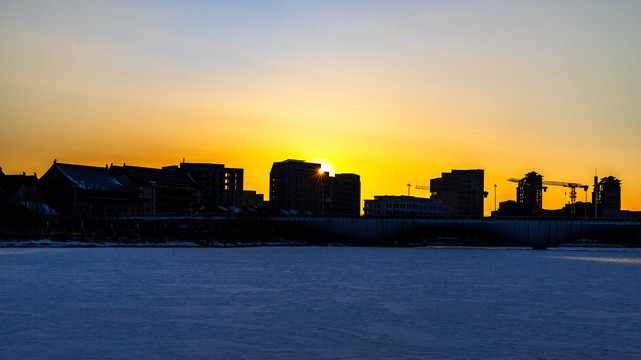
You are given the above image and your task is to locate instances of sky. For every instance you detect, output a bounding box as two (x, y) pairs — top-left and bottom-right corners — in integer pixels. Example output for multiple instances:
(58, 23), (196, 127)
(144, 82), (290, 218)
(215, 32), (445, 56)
(1, 1), (640, 215)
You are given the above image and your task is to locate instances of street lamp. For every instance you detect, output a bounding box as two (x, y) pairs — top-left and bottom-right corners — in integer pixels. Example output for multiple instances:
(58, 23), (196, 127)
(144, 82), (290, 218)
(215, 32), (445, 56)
(494, 184), (497, 212)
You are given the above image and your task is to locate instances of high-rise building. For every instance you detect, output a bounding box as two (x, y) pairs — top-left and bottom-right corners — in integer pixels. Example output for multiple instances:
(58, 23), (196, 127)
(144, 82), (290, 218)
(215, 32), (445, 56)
(430, 169), (485, 216)
(595, 176), (621, 215)
(269, 160), (326, 214)
(269, 160), (360, 215)
(328, 173), (361, 216)
(164, 162), (244, 209)
(515, 171), (544, 211)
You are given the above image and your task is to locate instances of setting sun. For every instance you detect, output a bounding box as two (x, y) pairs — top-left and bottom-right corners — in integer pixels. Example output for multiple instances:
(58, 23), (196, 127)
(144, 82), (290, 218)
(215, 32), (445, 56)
(1, 2), (640, 216)
(312, 159), (337, 176)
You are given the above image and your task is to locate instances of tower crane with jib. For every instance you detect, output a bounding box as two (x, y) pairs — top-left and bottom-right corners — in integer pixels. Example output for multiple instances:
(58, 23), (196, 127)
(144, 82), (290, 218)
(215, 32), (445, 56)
(543, 181), (589, 216)
(415, 185), (431, 195)
(507, 173), (589, 216)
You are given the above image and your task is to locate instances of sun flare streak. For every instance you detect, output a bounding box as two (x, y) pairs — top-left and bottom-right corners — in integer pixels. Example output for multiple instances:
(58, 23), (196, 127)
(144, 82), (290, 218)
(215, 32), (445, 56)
(311, 159), (336, 176)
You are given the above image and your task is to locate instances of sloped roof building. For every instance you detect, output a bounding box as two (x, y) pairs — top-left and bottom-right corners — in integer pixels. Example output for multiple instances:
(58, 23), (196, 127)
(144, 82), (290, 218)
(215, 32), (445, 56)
(110, 164), (199, 214)
(39, 161), (141, 219)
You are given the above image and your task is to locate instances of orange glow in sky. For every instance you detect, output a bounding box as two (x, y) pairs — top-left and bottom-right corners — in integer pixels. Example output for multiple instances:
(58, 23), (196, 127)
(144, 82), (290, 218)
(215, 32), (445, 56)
(1, 2), (641, 215)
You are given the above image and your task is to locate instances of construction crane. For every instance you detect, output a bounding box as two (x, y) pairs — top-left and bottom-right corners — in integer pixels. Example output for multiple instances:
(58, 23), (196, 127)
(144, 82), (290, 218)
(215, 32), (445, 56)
(415, 185), (431, 197)
(508, 173), (545, 210)
(508, 173), (590, 216)
(543, 181), (589, 216)
(508, 175), (589, 215)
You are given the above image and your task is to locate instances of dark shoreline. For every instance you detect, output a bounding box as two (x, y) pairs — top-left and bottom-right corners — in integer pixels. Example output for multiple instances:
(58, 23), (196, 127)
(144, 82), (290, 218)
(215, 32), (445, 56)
(0, 232), (634, 249)
(2, 215), (640, 248)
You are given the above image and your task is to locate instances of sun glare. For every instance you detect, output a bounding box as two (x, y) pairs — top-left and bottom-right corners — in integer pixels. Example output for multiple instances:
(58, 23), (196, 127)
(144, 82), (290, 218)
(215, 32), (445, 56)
(313, 159), (336, 176)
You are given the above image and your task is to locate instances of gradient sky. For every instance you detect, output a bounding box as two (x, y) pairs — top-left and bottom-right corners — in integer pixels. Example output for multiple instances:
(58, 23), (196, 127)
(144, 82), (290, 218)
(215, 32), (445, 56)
(2, 1), (640, 215)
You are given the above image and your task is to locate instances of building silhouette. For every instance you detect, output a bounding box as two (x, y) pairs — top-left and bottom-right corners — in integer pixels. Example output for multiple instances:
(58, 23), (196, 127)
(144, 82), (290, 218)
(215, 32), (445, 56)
(269, 160), (360, 215)
(270, 160), (326, 214)
(164, 162), (244, 209)
(39, 161), (142, 218)
(430, 169), (485, 216)
(595, 176), (621, 216)
(328, 173), (361, 216)
(498, 172), (626, 218)
(0, 171), (53, 221)
(516, 172), (544, 211)
(497, 172), (548, 216)
(364, 195), (452, 217)
(110, 164), (199, 215)
(240, 190), (264, 209)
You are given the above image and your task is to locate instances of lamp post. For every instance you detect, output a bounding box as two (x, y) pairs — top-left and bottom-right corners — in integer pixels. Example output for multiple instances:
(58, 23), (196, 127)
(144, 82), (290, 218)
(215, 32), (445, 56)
(494, 184), (497, 212)
(585, 188), (588, 218)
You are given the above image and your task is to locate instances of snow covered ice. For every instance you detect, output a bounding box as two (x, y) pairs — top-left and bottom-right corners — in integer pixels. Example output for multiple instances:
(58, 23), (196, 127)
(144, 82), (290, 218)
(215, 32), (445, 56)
(1, 246), (641, 359)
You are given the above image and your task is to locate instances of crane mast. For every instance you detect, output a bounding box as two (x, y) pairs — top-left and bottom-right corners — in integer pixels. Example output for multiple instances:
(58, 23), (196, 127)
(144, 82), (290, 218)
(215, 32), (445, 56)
(508, 172), (589, 216)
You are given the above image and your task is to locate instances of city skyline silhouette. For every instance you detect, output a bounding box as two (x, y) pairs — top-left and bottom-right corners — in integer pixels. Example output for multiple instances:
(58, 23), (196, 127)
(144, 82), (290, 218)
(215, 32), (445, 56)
(1, 156), (635, 218)
(2, 2), (640, 216)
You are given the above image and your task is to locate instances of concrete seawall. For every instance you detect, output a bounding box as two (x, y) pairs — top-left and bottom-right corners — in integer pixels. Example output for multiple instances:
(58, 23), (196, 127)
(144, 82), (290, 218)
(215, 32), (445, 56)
(4, 216), (639, 248)
(263, 216), (641, 247)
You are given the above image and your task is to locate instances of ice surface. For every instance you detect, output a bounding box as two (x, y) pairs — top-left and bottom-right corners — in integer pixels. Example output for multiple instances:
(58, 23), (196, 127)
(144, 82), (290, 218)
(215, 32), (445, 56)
(1, 247), (641, 359)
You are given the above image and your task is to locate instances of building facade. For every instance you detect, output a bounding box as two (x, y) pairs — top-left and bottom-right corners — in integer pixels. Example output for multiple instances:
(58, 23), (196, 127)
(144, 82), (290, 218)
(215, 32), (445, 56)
(269, 160), (327, 214)
(39, 161), (142, 219)
(328, 173), (361, 216)
(430, 169), (485, 216)
(269, 160), (360, 215)
(363, 196), (452, 217)
(110, 164), (199, 215)
(241, 190), (264, 209)
(595, 176), (621, 216)
(164, 162), (244, 209)
(515, 171), (544, 211)
(0, 172), (53, 222)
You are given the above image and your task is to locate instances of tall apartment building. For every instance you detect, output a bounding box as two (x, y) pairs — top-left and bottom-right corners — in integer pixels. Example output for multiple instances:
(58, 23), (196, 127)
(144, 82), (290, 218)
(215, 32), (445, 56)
(164, 162), (243, 208)
(595, 176), (621, 216)
(430, 169), (485, 216)
(269, 160), (360, 215)
(328, 173), (361, 216)
(515, 171), (544, 211)
(270, 160), (325, 214)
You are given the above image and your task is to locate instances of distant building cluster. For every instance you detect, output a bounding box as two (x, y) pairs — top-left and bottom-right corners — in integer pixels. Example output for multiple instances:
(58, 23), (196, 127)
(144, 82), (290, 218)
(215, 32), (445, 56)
(1, 160), (637, 222)
(269, 160), (360, 216)
(495, 171), (632, 218)
(364, 169), (486, 217)
(0, 158), (363, 222)
(0, 160), (265, 222)
(162, 162), (253, 210)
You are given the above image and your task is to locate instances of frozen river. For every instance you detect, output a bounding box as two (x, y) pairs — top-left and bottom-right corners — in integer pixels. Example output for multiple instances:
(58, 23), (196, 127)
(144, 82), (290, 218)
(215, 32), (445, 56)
(1, 246), (641, 359)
